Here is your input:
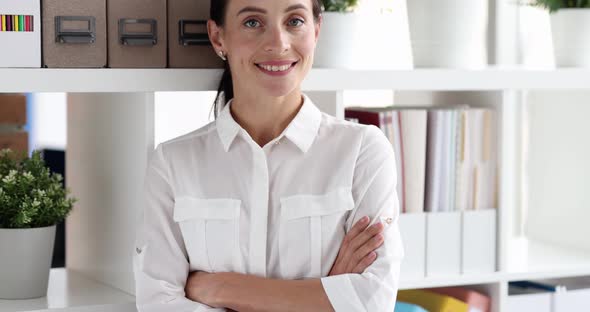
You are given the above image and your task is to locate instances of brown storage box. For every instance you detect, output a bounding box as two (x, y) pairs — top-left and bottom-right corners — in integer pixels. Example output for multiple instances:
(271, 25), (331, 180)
(0, 95), (27, 125)
(42, 0), (107, 68)
(107, 0), (167, 68)
(167, 0), (222, 68)
(0, 132), (29, 154)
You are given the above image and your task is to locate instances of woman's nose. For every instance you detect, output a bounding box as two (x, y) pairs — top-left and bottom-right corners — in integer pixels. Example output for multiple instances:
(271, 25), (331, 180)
(264, 25), (290, 54)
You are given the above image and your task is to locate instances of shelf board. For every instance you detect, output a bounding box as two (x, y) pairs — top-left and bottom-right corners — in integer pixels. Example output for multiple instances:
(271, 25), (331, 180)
(504, 238), (590, 282)
(0, 68), (589, 93)
(0, 268), (135, 312)
(400, 238), (590, 290)
(400, 272), (502, 290)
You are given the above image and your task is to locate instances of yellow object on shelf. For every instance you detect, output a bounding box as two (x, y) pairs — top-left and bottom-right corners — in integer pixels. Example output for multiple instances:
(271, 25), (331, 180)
(397, 289), (469, 312)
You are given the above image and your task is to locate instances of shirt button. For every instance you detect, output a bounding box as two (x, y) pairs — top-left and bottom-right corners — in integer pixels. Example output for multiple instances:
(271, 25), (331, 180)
(380, 216), (393, 225)
(136, 247), (142, 254)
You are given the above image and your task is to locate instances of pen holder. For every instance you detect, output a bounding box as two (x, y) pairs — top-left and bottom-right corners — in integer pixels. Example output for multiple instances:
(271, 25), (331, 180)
(0, 0), (41, 68)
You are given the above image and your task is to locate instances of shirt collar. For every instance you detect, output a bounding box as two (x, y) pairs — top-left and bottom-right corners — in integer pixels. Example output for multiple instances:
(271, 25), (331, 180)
(216, 93), (322, 153)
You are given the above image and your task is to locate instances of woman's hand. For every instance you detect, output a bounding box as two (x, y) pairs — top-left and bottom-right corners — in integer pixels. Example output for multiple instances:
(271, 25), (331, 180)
(328, 216), (385, 276)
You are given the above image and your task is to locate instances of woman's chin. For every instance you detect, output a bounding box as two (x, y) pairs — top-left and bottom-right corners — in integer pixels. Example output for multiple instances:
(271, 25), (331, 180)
(259, 83), (298, 98)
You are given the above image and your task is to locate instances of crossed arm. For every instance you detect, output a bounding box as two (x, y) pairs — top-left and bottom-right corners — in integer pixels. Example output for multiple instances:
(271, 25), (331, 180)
(184, 217), (385, 311)
(186, 272), (332, 312)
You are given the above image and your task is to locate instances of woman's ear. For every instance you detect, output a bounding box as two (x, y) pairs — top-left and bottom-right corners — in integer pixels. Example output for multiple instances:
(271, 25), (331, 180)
(314, 15), (322, 44)
(207, 20), (225, 53)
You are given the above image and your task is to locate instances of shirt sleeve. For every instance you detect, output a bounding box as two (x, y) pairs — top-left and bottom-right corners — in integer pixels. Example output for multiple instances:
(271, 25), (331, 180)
(320, 125), (405, 312)
(133, 144), (226, 312)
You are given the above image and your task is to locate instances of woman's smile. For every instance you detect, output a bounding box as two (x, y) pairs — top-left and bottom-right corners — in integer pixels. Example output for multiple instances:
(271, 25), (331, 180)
(255, 60), (299, 76)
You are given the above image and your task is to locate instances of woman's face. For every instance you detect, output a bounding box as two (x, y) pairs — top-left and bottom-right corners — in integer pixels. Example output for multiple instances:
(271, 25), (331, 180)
(210, 0), (321, 98)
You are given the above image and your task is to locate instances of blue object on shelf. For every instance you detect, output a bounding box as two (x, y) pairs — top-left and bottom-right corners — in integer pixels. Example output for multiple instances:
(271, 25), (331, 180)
(394, 301), (428, 312)
(510, 281), (558, 292)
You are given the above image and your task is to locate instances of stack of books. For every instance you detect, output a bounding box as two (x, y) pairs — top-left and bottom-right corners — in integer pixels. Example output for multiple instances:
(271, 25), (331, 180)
(345, 105), (497, 214)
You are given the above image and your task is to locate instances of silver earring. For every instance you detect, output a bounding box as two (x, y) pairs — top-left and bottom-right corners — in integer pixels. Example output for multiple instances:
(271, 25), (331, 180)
(218, 51), (227, 61)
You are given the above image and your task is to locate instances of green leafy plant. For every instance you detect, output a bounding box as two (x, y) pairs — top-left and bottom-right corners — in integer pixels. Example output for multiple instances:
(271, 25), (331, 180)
(526, 0), (590, 12)
(0, 149), (76, 229)
(321, 0), (359, 12)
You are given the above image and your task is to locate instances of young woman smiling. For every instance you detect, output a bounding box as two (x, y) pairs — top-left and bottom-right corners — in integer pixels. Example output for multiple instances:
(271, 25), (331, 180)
(133, 0), (404, 311)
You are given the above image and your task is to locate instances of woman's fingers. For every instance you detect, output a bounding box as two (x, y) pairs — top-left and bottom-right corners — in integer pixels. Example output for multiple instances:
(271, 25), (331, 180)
(353, 233), (384, 264)
(349, 221), (384, 253)
(329, 216), (386, 276)
(343, 216), (370, 246)
(352, 251), (378, 274)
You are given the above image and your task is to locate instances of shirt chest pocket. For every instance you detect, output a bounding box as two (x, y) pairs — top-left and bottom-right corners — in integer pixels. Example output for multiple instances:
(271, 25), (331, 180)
(279, 187), (355, 280)
(173, 197), (243, 273)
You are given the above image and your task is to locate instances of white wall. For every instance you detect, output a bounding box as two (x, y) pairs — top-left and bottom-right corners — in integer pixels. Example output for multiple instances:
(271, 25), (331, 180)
(525, 91), (590, 252)
(154, 92), (217, 146)
(29, 93), (67, 151)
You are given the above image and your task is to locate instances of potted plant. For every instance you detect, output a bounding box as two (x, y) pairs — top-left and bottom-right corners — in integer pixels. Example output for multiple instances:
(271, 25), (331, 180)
(406, 0), (488, 69)
(528, 0), (590, 67)
(313, 0), (360, 68)
(0, 149), (76, 299)
(314, 0), (413, 69)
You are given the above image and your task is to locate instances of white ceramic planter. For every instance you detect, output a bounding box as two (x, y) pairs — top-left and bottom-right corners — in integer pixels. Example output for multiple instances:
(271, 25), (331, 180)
(551, 9), (590, 67)
(313, 12), (361, 69)
(313, 9), (413, 70)
(407, 0), (488, 69)
(0, 225), (56, 299)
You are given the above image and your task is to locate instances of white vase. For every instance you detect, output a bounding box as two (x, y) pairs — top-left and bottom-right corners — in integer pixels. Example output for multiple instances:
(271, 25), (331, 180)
(313, 8), (413, 70)
(407, 0), (488, 69)
(550, 9), (590, 68)
(0, 225), (56, 299)
(313, 12), (361, 69)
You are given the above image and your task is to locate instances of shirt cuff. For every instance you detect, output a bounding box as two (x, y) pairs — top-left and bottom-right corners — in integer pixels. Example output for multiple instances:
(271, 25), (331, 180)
(320, 274), (365, 312)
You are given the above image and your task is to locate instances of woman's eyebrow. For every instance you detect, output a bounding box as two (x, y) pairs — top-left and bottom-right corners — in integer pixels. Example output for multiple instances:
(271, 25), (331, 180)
(237, 6), (266, 16)
(236, 4), (308, 16)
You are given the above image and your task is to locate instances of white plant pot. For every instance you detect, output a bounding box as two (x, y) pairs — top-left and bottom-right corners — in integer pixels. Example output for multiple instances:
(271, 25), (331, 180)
(407, 0), (488, 69)
(550, 9), (590, 68)
(0, 225), (56, 299)
(313, 12), (359, 69)
(314, 9), (413, 70)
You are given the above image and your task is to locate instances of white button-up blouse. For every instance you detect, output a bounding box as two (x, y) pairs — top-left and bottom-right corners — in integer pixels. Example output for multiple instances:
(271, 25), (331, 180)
(133, 94), (404, 311)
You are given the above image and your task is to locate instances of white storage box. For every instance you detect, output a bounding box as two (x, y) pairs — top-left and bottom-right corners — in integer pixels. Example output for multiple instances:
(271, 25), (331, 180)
(506, 284), (552, 312)
(398, 212), (426, 280)
(461, 209), (497, 274)
(544, 277), (590, 312)
(425, 211), (461, 277)
(0, 0), (41, 67)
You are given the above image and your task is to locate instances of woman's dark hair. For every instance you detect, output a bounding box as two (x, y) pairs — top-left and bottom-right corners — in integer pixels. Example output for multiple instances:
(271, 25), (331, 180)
(210, 0), (323, 118)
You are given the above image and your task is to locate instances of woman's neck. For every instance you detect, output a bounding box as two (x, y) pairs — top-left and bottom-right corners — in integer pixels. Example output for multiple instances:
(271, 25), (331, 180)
(229, 90), (304, 148)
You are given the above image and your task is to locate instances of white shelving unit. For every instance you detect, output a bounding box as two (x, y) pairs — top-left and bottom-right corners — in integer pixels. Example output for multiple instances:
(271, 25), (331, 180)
(1, 68), (590, 92)
(1, 68), (590, 312)
(0, 269), (135, 312)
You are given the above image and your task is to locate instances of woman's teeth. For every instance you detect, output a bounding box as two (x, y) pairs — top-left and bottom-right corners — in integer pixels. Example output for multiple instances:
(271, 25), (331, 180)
(257, 63), (294, 72)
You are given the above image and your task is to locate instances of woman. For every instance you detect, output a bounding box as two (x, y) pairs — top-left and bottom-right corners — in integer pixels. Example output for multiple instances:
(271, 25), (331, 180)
(134, 0), (404, 311)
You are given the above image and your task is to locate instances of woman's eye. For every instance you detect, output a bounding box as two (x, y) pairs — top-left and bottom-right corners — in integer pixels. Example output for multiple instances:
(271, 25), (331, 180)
(288, 18), (304, 27)
(244, 19), (261, 28)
